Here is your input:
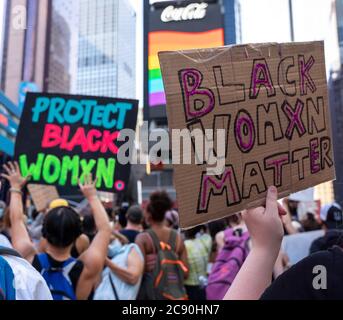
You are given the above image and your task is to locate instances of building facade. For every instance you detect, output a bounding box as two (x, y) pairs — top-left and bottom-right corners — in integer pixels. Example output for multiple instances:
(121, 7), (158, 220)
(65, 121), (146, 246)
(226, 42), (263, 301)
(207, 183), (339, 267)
(0, 0), (76, 104)
(76, 0), (136, 99)
(1, 0), (50, 104)
(45, 0), (79, 93)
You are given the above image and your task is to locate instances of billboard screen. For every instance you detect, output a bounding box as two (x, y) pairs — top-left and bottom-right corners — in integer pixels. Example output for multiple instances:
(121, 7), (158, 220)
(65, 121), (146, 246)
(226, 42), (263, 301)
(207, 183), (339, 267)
(146, 0), (225, 119)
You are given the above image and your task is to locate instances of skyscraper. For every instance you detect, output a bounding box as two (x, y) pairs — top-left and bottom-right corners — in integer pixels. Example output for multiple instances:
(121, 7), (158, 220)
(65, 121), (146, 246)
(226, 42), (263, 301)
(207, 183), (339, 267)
(0, 0), (76, 105)
(76, 0), (136, 99)
(1, 0), (50, 104)
(45, 0), (79, 94)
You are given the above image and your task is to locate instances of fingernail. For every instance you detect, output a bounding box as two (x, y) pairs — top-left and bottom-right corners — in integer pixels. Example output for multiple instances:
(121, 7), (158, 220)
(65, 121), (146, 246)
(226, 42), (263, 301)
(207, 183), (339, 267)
(269, 186), (277, 194)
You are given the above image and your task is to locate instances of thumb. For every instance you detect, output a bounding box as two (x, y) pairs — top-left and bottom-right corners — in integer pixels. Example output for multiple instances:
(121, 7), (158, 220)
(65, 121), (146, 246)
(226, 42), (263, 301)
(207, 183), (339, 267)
(265, 186), (278, 216)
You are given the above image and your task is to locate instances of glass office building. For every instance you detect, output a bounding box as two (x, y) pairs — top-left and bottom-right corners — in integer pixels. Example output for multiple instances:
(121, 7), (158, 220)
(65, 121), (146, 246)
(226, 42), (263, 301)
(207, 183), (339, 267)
(76, 0), (136, 99)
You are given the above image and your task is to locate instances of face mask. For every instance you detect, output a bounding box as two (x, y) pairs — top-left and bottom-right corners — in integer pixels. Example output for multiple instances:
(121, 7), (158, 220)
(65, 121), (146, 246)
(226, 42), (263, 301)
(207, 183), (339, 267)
(0, 208), (4, 220)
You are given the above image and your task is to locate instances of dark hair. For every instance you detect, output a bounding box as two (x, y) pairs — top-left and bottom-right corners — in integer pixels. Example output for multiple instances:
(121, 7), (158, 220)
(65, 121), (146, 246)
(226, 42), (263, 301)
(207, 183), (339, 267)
(226, 214), (242, 227)
(82, 214), (96, 235)
(117, 202), (129, 228)
(208, 219), (227, 239)
(105, 208), (114, 221)
(42, 207), (82, 248)
(147, 190), (173, 223)
(301, 213), (321, 232)
(126, 205), (143, 225)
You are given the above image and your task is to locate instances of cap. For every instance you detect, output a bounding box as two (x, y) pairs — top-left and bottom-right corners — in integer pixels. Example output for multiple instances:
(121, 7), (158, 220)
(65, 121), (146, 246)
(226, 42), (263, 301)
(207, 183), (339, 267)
(320, 203), (343, 229)
(49, 199), (69, 210)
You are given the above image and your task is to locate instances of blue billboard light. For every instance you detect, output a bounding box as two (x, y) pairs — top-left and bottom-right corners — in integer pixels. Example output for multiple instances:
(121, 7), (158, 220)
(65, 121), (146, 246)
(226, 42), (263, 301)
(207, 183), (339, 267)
(0, 135), (14, 156)
(0, 91), (21, 118)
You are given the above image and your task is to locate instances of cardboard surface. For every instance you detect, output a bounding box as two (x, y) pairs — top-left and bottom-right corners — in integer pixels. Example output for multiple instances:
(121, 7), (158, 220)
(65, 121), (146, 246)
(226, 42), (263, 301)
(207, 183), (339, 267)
(27, 184), (59, 212)
(15, 93), (138, 194)
(159, 41), (335, 229)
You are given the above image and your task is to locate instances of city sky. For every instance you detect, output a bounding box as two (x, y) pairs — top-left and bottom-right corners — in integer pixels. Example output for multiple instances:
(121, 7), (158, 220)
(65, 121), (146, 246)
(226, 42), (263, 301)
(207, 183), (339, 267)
(240, 0), (340, 75)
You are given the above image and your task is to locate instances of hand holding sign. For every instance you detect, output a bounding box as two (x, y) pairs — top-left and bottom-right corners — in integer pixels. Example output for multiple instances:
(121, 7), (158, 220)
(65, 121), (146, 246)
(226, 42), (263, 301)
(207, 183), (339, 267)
(242, 186), (284, 255)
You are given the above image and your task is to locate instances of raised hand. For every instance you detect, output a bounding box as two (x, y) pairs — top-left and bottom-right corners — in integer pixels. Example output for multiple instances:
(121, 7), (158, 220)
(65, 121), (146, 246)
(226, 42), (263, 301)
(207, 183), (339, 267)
(1, 161), (31, 189)
(79, 173), (98, 200)
(242, 186), (285, 254)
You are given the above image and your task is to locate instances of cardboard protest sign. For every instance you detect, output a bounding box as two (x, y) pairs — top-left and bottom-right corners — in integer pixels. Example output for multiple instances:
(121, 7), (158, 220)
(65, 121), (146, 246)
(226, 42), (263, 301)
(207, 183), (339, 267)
(15, 93), (138, 194)
(27, 184), (59, 212)
(159, 41), (335, 229)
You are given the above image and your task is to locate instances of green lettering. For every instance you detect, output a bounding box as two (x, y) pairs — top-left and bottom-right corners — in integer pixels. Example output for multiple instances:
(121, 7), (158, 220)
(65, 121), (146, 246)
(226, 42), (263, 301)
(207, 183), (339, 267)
(42, 155), (61, 184)
(96, 158), (116, 189)
(59, 155), (80, 186)
(79, 159), (96, 183)
(19, 153), (45, 181)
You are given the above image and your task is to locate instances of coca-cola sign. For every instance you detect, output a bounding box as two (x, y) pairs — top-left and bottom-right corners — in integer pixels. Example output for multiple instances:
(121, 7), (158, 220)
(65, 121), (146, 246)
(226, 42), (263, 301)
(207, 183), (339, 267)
(161, 3), (209, 23)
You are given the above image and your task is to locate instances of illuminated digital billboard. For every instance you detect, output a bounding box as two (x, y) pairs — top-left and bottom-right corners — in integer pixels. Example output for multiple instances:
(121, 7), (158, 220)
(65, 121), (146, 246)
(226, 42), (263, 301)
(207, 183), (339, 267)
(145, 0), (225, 119)
(0, 92), (20, 156)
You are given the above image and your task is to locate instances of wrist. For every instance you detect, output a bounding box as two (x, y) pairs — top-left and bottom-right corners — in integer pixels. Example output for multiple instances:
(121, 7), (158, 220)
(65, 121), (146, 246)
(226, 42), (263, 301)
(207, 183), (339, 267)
(10, 187), (23, 195)
(86, 194), (98, 201)
(11, 184), (22, 190)
(251, 242), (281, 259)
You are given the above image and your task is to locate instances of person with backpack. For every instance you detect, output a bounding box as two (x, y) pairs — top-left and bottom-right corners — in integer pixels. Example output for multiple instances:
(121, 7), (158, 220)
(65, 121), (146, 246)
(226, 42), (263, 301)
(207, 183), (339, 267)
(0, 246), (52, 300)
(184, 225), (212, 300)
(0, 180), (52, 300)
(135, 190), (189, 300)
(206, 213), (250, 300)
(1, 162), (112, 300)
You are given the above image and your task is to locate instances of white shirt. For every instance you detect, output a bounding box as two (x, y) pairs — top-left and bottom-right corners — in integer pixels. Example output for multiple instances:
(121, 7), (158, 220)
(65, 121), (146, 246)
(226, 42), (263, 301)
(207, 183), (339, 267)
(0, 234), (12, 249)
(2, 255), (52, 300)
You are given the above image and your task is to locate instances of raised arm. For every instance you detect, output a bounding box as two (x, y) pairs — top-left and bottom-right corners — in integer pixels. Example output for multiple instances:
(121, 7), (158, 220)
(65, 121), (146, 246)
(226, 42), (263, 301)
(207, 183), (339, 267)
(77, 174), (111, 299)
(1, 162), (36, 262)
(224, 186), (285, 300)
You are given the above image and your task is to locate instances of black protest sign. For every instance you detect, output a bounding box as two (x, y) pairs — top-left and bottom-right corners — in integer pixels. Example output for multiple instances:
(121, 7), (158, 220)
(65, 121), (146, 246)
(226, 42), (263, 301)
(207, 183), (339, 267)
(15, 93), (138, 194)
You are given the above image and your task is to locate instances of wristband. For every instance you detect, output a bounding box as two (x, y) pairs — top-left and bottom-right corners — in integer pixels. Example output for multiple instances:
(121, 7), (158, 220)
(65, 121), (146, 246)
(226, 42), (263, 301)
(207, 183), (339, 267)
(9, 188), (23, 196)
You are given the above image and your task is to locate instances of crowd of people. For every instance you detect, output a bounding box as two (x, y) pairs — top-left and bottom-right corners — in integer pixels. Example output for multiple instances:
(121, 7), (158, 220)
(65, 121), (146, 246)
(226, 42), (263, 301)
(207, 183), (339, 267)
(1, 161), (343, 300)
